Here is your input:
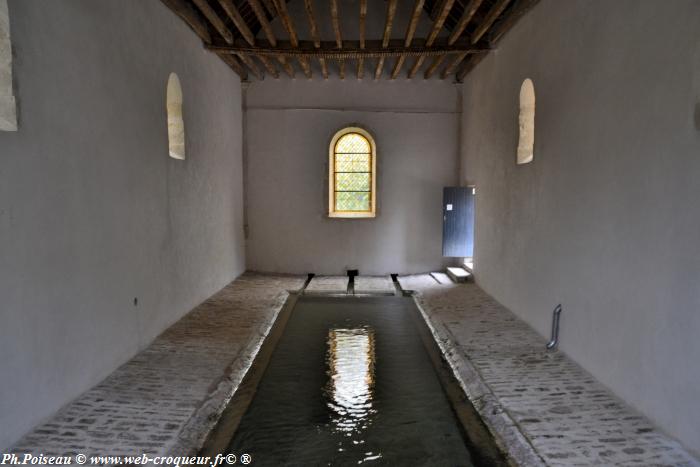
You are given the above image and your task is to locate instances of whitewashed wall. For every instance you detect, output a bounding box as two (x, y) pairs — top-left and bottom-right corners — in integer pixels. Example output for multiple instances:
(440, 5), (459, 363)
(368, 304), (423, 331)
(460, 0), (700, 455)
(245, 80), (459, 275)
(0, 0), (245, 449)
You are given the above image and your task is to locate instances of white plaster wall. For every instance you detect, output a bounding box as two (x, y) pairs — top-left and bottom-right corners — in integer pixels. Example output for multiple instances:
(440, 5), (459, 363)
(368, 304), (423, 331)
(0, 1), (244, 449)
(246, 80), (459, 275)
(460, 0), (700, 454)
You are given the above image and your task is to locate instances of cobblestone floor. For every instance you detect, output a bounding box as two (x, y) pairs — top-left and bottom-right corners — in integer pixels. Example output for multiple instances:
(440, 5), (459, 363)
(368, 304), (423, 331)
(10, 273), (698, 466)
(401, 275), (699, 467)
(10, 273), (304, 458)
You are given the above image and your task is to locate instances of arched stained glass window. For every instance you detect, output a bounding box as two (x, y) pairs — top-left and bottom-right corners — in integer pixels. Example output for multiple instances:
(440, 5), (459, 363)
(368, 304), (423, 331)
(328, 127), (376, 218)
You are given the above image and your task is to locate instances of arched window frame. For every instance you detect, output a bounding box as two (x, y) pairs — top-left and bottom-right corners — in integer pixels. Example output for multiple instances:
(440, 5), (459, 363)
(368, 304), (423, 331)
(166, 73), (185, 160)
(328, 127), (377, 218)
(517, 78), (535, 165)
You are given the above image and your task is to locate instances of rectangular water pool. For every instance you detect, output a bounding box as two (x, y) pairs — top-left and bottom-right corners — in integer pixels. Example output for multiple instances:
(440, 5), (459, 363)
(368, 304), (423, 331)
(200, 295), (507, 466)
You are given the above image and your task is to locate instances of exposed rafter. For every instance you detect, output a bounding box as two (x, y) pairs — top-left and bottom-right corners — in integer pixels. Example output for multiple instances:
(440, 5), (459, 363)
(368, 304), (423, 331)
(449, 0), (483, 44)
(329, 0), (344, 79)
(408, 0), (455, 78)
(441, 51), (467, 79)
(304, 0), (328, 79)
(272, 0), (312, 77)
(218, 0), (254, 45)
(431, 0), (484, 78)
(260, 0), (276, 17)
(210, 40), (489, 59)
(236, 52), (263, 80)
(456, 0), (540, 82)
(161, 0), (212, 44)
(392, 0), (424, 79)
(472, 0), (512, 44)
(162, 0), (537, 82)
(374, 0), (397, 80)
(248, 0), (295, 78)
(216, 52), (248, 80)
(191, 0), (233, 44)
(357, 0), (367, 79)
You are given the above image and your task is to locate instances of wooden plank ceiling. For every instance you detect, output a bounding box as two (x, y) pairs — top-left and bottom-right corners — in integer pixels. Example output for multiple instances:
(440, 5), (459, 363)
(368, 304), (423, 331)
(162, 0), (538, 82)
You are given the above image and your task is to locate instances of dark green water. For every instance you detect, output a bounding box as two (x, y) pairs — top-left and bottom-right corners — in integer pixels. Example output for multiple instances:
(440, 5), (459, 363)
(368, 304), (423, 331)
(225, 296), (487, 466)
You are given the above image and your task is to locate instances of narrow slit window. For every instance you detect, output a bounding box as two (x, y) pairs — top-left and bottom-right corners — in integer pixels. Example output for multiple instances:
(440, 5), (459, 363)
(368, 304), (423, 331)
(329, 127), (376, 218)
(0, 0), (17, 131)
(167, 73), (185, 160)
(517, 78), (535, 164)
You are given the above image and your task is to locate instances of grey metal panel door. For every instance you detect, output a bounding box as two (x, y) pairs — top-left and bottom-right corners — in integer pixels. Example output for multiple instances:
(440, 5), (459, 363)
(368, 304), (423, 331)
(442, 187), (474, 257)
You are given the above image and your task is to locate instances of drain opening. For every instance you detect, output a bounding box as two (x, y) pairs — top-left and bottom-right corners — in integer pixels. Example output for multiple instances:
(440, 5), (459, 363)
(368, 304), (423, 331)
(346, 269), (358, 295)
(390, 274), (406, 296)
(300, 273), (315, 293)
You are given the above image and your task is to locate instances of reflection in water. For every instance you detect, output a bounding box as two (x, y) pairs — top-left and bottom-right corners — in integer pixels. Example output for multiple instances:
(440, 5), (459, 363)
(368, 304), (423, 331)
(324, 327), (379, 463)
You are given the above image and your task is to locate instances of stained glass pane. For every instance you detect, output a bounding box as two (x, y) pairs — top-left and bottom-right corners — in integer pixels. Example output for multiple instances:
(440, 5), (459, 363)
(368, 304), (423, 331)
(336, 133), (371, 154)
(335, 153), (370, 172)
(335, 192), (370, 212)
(332, 131), (373, 214)
(335, 173), (370, 192)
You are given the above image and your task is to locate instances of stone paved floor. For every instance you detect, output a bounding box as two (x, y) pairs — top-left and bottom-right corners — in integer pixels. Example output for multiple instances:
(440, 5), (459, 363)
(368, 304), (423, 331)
(9, 273), (699, 466)
(10, 273), (304, 457)
(400, 274), (699, 467)
(304, 275), (348, 293)
(353, 275), (395, 294)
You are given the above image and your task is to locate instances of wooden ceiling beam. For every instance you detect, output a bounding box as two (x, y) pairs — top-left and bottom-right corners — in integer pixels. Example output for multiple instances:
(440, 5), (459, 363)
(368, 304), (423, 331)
(257, 55), (280, 78)
(217, 0), (255, 46)
(357, 0), (366, 79)
(329, 0), (342, 48)
(374, 0), (398, 80)
(304, 0), (329, 79)
(488, 0), (539, 43)
(209, 41), (489, 59)
(441, 52), (467, 79)
(248, 0), (276, 45)
(260, 0), (276, 17)
(456, 0), (538, 81)
(248, 0), (295, 78)
(426, 0), (482, 79)
(272, 0), (311, 78)
(272, 0), (298, 46)
(448, 0), (483, 44)
(391, 0), (424, 79)
(160, 0), (211, 44)
(236, 52), (264, 80)
(216, 52), (248, 80)
(278, 57), (296, 78)
(426, 0), (456, 45)
(329, 0), (345, 79)
(409, 0), (455, 78)
(191, 0), (234, 44)
(218, 0), (279, 78)
(339, 59), (345, 79)
(471, 0), (511, 44)
(304, 0), (320, 47)
(424, 55), (445, 79)
(359, 0), (367, 49)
